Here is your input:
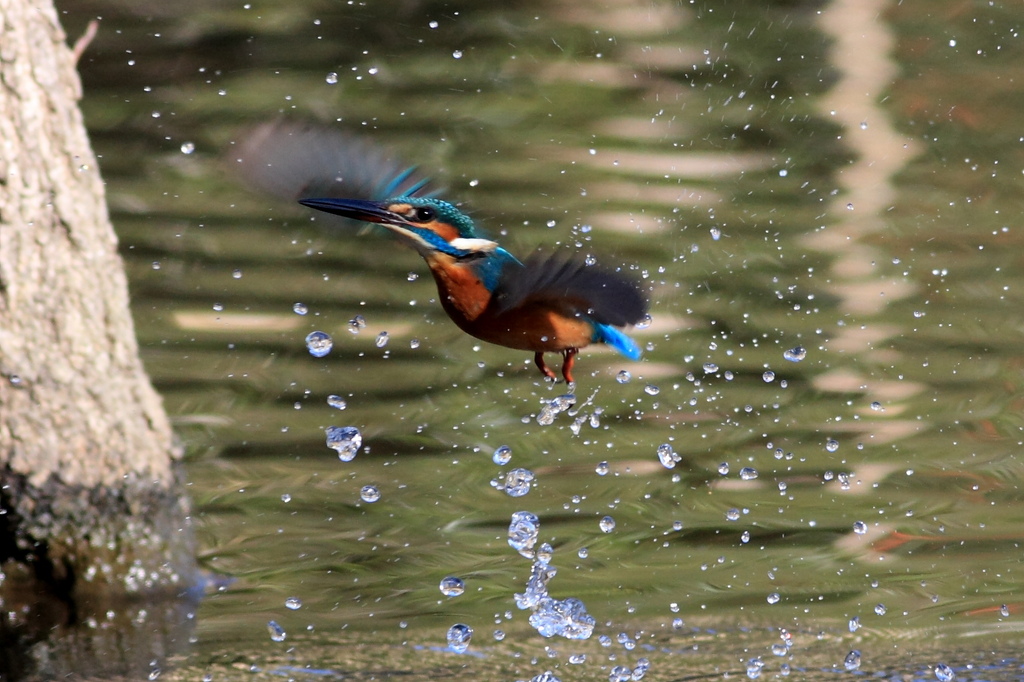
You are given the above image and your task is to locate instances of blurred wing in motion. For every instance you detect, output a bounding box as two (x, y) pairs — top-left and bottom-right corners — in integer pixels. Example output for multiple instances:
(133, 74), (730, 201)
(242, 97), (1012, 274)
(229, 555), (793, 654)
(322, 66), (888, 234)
(228, 119), (436, 218)
(492, 254), (648, 329)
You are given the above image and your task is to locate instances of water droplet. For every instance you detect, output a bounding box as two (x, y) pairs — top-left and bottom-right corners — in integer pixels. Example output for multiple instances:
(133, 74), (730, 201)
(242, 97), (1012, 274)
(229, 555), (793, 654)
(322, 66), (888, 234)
(783, 346), (806, 362)
(292, 302), (308, 315)
(428, 20), (439, 28)
(285, 597), (302, 610)
(375, 331), (389, 348)
(599, 515), (616, 533)
(492, 445), (512, 465)
(644, 384), (660, 396)
(267, 620), (286, 642)
(746, 657), (764, 679)
(843, 650), (861, 671)
(739, 467), (758, 480)
(281, 493), (291, 503)
(859, 120), (868, 130)
(327, 395), (347, 410)
(710, 227), (721, 240)
(703, 362), (719, 373)
(537, 394), (575, 425)
(360, 485), (380, 502)
(508, 511), (540, 557)
(934, 663), (955, 682)
(874, 603), (887, 615)
(232, 269), (242, 279)
(493, 629), (505, 641)
(325, 72), (338, 84)
(446, 623), (472, 653)
(726, 508), (740, 521)
(616, 370), (632, 384)
(1000, 604), (1010, 617)
(180, 141), (195, 154)
(305, 331), (333, 357)
(577, 547), (588, 559)
(636, 314), (652, 329)
(767, 592), (780, 604)
(595, 461), (609, 476)
(608, 665), (631, 682)
(503, 468), (535, 497)
(325, 426), (362, 461)
(349, 315), (367, 333)
(452, 50), (463, 59)
(439, 576), (465, 597)
(825, 438), (840, 453)
(762, 371), (775, 383)
(852, 521), (867, 535)
(656, 443), (680, 469)
(718, 462), (730, 475)
(848, 616), (860, 632)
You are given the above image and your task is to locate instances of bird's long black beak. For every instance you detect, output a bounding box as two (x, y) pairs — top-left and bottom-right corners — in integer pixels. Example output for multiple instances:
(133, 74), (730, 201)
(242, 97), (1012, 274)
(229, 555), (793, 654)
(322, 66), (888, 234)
(299, 198), (401, 225)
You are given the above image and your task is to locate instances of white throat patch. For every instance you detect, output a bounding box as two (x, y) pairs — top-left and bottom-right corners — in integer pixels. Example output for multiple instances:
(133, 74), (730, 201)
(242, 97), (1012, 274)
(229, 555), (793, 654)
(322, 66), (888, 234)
(449, 238), (499, 252)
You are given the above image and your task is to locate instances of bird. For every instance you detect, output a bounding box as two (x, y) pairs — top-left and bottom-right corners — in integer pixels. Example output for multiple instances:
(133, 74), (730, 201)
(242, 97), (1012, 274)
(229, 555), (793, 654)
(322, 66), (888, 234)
(298, 196), (647, 383)
(230, 119), (647, 382)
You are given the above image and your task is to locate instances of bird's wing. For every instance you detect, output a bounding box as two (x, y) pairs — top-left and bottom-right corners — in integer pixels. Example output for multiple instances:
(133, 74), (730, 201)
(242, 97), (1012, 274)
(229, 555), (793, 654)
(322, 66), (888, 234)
(491, 254), (647, 327)
(229, 119), (437, 203)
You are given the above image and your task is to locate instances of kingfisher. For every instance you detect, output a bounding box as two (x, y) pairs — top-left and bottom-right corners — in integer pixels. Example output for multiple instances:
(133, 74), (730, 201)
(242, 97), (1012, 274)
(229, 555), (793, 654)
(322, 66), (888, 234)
(231, 120), (647, 382)
(298, 196), (647, 383)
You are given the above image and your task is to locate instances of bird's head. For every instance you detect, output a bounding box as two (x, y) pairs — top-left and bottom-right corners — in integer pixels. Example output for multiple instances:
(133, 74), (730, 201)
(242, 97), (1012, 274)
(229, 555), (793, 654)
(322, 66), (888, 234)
(299, 196), (499, 258)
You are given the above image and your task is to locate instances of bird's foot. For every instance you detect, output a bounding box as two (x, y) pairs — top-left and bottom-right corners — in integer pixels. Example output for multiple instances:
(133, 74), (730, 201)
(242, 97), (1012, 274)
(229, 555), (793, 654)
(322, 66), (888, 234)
(560, 348), (579, 384)
(534, 352), (558, 382)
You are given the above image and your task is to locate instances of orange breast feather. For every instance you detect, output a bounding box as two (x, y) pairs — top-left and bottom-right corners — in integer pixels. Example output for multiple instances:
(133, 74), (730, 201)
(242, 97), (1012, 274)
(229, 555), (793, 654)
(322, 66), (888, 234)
(426, 255), (492, 322)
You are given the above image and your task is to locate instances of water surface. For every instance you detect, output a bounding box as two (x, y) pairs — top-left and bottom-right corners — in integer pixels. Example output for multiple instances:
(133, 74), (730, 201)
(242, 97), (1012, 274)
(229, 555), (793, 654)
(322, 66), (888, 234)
(59, 0), (1024, 678)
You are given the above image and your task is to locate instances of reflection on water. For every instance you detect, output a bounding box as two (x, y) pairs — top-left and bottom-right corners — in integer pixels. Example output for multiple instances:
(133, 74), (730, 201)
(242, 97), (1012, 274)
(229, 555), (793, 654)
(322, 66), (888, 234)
(51, 0), (1024, 677)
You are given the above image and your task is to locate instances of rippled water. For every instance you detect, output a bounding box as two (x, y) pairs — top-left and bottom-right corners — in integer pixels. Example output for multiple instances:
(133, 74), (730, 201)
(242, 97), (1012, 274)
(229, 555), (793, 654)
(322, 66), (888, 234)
(56, 0), (1024, 678)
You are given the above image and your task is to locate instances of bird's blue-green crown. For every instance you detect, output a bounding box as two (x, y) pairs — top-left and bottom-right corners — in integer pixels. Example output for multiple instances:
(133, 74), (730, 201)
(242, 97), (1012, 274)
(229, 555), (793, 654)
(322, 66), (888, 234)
(385, 195), (478, 239)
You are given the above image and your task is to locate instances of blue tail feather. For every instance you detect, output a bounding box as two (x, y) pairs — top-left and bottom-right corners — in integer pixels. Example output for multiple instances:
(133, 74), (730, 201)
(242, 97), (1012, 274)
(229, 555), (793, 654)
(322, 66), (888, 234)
(592, 323), (642, 361)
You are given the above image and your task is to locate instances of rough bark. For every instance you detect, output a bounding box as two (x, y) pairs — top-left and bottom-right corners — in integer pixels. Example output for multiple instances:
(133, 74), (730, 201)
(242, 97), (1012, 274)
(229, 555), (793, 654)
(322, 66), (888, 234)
(0, 0), (198, 675)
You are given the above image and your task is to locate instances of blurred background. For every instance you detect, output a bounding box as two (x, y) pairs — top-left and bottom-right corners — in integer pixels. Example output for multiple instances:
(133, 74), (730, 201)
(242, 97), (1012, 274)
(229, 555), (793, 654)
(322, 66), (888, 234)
(57, 0), (1024, 678)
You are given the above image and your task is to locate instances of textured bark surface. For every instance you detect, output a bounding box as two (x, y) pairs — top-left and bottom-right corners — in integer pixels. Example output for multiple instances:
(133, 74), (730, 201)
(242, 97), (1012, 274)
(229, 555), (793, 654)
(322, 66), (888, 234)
(0, 0), (175, 489)
(0, 0), (198, 675)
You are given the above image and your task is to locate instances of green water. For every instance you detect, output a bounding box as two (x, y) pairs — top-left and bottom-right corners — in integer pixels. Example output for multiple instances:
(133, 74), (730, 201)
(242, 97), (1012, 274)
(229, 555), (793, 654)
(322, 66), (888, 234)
(56, 0), (1024, 678)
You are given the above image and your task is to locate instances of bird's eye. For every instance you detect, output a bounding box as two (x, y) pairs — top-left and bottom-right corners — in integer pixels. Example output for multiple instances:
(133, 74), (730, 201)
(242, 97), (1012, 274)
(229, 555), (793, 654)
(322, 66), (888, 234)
(413, 206), (435, 222)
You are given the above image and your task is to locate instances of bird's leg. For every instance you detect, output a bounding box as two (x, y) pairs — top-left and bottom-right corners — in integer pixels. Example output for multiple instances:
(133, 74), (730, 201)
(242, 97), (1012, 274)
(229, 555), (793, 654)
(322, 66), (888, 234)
(534, 352), (557, 381)
(560, 348), (579, 384)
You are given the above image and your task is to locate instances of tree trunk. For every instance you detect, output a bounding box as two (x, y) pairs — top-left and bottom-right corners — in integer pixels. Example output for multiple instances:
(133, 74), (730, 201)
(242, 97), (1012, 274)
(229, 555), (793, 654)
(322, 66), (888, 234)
(0, 0), (198, 676)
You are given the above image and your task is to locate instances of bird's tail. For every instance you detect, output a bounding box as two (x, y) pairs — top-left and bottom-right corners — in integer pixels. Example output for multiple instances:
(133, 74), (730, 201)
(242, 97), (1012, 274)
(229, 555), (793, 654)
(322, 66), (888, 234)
(592, 323), (642, 361)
